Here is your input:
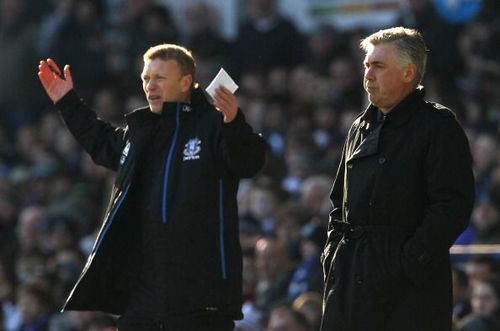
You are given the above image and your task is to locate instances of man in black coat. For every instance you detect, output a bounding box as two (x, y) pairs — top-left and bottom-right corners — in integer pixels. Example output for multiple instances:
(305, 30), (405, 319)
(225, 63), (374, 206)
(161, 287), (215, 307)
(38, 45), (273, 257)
(38, 44), (267, 331)
(320, 27), (475, 331)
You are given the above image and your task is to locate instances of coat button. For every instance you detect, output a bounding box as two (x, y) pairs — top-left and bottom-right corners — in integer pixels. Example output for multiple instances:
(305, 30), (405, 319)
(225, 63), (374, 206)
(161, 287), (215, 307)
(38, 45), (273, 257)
(378, 157), (386, 164)
(355, 275), (363, 285)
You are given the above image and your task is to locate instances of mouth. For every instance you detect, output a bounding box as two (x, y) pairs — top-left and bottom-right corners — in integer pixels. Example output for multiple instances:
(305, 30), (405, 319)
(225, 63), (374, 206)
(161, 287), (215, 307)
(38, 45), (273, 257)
(148, 95), (161, 102)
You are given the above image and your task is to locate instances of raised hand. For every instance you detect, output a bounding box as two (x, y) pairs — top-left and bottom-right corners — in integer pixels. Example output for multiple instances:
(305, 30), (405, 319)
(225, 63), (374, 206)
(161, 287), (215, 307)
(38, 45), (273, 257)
(214, 86), (238, 123)
(38, 59), (74, 104)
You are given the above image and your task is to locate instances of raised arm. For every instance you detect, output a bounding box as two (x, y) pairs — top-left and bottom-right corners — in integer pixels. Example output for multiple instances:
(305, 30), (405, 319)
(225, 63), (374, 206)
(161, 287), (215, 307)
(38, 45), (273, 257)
(214, 86), (267, 178)
(37, 59), (127, 170)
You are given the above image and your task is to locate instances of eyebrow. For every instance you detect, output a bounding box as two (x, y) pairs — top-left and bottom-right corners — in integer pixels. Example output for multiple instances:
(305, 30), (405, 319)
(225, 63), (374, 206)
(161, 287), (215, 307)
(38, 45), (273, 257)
(364, 60), (385, 67)
(141, 73), (166, 79)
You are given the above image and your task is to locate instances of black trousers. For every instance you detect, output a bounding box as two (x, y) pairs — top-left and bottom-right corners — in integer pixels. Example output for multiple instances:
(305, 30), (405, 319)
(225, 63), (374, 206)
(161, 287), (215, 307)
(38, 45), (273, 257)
(117, 314), (235, 331)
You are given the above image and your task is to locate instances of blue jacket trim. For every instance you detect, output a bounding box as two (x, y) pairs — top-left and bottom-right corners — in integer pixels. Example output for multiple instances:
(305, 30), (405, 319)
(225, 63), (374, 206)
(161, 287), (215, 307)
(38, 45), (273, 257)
(93, 184), (131, 253)
(219, 179), (227, 280)
(162, 104), (181, 224)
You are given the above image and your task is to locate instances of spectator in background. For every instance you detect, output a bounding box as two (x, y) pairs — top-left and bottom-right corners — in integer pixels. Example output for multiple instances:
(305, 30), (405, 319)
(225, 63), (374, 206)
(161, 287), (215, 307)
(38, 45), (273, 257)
(127, 4), (180, 69)
(16, 206), (46, 255)
(287, 223), (325, 301)
(457, 279), (500, 331)
(274, 205), (310, 259)
(292, 292), (323, 331)
(15, 282), (53, 331)
(326, 56), (363, 110)
(0, 259), (17, 331)
(91, 87), (126, 127)
(38, 0), (107, 100)
(234, 301), (264, 331)
(453, 267), (472, 326)
(465, 256), (500, 285)
(305, 24), (348, 76)
(265, 304), (310, 331)
(471, 194), (500, 244)
(0, 0), (41, 132)
(183, 2), (231, 88)
(471, 133), (498, 192)
(490, 165), (500, 208)
(397, 0), (463, 114)
(233, 0), (305, 79)
(240, 216), (263, 254)
(246, 186), (279, 235)
(299, 175), (332, 219)
(0, 189), (17, 261)
(255, 237), (294, 312)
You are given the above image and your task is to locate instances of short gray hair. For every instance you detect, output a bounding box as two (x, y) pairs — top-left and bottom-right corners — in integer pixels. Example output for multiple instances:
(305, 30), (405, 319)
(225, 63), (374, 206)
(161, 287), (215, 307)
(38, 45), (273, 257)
(360, 27), (428, 87)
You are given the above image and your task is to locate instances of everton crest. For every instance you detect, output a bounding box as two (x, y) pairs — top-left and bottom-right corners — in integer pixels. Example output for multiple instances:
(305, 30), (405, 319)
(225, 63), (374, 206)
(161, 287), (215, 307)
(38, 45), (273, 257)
(183, 138), (201, 161)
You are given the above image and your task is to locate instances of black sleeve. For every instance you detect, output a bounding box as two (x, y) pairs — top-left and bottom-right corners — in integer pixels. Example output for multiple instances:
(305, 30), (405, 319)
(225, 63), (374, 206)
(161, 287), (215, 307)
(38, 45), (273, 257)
(322, 141), (346, 275)
(402, 115), (475, 286)
(55, 90), (127, 171)
(220, 109), (267, 178)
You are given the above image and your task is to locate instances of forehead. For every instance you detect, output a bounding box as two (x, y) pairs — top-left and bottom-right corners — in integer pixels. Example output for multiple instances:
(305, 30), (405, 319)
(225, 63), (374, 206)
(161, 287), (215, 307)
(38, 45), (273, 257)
(142, 58), (181, 75)
(364, 43), (398, 63)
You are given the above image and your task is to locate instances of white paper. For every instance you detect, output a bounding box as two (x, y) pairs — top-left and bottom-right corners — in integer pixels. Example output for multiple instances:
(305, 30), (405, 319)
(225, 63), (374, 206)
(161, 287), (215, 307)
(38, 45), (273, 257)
(205, 68), (239, 99)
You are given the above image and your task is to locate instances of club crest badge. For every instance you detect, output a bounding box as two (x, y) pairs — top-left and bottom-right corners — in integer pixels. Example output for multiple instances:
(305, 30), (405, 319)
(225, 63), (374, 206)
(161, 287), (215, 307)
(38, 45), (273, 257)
(183, 138), (201, 161)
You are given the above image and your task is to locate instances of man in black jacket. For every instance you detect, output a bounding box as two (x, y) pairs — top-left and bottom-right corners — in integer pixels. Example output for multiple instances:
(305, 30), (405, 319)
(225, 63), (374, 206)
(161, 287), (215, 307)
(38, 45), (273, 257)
(320, 27), (475, 331)
(38, 44), (267, 331)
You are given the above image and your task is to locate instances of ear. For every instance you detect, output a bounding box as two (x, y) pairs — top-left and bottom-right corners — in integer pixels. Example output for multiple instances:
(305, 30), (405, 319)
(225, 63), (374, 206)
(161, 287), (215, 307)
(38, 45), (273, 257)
(180, 74), (193, 93)
(403, 63), (417, 84)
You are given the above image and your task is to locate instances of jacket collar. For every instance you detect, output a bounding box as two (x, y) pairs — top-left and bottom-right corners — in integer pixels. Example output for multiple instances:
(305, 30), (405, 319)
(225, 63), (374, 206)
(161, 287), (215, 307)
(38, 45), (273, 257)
(123, 87), (210, 150)
(365, 86), (425, 128)
(347, 87), (425, 162)
(124, 86), (209, 124)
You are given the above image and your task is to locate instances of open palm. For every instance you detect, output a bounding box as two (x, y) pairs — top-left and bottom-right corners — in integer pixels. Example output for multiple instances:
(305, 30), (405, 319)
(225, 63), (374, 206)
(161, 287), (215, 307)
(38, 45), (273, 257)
(38, 58), (74, 103)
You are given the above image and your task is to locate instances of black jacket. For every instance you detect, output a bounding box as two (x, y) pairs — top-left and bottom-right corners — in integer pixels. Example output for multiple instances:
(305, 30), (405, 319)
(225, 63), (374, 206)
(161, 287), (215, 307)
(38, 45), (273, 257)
(321, 87), (475, 331)
(56, 87), (266, 318)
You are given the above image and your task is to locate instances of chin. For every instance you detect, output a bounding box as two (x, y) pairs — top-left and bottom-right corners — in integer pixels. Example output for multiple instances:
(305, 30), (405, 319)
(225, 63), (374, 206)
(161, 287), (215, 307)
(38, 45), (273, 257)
(368, 96), (378, 106)
(149, 106), (161, 114)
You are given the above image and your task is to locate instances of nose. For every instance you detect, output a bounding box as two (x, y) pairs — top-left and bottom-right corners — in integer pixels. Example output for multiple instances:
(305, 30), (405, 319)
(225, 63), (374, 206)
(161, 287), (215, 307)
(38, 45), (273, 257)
(145, 79), (155, 92)
(364, 67), (374, 81)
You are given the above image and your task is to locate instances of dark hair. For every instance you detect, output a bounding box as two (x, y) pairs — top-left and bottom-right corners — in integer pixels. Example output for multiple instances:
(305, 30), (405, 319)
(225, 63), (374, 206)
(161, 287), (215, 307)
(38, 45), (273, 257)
(17, 281), (54, 311)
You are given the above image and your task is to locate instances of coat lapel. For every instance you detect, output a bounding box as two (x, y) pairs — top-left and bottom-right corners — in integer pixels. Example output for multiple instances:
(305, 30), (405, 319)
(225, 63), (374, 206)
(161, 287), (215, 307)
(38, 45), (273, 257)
(347, 123), (382, 162)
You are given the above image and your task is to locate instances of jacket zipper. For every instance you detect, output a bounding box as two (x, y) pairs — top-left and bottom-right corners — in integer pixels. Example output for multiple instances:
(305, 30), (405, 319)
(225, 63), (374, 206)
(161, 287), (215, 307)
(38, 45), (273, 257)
(219, 179), (227, 280)
(93, 183), (131, 253)
(162, 103), (181, 224)
(63, 183), (131, 312)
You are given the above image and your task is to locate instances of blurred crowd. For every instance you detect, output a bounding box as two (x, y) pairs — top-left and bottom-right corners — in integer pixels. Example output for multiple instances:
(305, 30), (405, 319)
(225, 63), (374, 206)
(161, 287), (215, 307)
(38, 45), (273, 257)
(0, 0), (499, 330)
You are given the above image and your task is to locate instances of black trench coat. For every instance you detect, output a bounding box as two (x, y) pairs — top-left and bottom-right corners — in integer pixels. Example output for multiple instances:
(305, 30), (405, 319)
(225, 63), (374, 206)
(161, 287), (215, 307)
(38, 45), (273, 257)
(321, 88), (474, 331)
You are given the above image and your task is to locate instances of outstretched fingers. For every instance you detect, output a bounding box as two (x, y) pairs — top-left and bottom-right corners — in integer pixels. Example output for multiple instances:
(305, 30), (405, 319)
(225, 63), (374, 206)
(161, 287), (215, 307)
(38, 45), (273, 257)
(37, 59), (73, 104)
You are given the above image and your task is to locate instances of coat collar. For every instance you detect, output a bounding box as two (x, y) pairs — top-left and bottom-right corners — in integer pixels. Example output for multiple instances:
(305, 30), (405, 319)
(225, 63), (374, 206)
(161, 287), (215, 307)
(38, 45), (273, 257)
(123, 87), (210, 150)
(370, 86), (425, 128)
(124, 86), (210, 125)
(347, 87), (425, 162)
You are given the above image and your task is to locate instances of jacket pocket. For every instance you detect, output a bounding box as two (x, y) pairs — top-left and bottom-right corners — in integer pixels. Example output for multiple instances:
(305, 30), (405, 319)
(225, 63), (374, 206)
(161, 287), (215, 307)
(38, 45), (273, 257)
(363, 235), (408, 298)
